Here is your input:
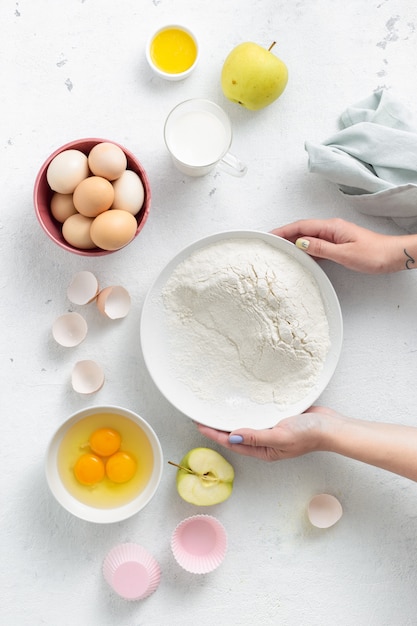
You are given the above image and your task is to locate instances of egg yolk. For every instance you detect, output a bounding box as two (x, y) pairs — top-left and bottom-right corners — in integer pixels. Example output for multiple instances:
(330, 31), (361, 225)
(89, 428), (121, 457)
(106, 451), (136, 484)
(150, 28), (197, 74)
(74, 453), (105, 485)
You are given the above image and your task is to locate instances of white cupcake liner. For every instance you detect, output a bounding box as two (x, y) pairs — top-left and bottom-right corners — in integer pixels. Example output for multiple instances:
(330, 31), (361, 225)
(103, 543), (161, 600)
(171, 514), (227, 574)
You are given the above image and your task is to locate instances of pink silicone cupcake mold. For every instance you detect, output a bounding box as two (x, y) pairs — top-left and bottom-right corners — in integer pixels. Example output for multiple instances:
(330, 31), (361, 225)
(171, 514), (227, 574)
(103, 543), (161, 600)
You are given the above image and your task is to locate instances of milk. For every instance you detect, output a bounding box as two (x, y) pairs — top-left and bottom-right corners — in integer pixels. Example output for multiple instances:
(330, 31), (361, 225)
(164, 99), (246, 178)
(165, 110), (230, 167)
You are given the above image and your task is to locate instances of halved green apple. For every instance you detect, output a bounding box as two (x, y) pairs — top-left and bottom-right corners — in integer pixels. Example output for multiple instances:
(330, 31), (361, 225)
(170, 447), (235, 506)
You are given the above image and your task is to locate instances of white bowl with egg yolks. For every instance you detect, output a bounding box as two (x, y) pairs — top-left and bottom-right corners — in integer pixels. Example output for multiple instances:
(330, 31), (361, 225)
(45, 405), (163, 523)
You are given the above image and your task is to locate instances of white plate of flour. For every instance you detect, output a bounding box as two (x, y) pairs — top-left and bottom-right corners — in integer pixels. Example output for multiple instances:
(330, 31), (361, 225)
(140, 231), (343, 431)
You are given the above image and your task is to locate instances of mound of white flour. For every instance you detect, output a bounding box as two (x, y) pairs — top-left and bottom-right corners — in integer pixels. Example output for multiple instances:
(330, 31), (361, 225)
(162, 238), (330, 406)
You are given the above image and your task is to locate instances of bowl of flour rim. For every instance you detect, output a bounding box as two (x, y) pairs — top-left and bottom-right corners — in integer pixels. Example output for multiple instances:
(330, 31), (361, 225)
(140, 230), (343, 431)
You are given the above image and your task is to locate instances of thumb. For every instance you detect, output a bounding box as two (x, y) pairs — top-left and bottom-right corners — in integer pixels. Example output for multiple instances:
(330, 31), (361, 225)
(229, 428), (275, 447)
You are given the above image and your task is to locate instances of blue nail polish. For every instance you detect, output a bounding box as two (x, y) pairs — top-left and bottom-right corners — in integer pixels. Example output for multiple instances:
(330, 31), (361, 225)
(229, 434), (244, 444)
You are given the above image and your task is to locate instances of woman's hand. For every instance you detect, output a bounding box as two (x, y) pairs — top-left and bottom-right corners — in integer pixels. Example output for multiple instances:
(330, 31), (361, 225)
(271, 218), (417, 273)
(197, 406), (417, 482)
(196, 407), (336, 462)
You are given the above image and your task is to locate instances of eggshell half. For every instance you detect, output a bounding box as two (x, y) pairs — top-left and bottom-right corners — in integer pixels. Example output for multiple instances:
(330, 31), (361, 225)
(71, 359), (105, 394)
(96, 286), (131, 319)
(307, 494), (343, 529)
(52, 312), (88, 347)
(67, 271), (99, 305)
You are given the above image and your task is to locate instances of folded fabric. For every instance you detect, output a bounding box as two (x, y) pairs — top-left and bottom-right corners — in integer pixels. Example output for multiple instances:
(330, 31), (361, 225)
(305, 90), (417, 232)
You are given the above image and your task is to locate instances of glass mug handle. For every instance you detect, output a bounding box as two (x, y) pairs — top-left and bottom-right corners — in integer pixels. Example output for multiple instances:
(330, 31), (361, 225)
(218, 151), (247, 177)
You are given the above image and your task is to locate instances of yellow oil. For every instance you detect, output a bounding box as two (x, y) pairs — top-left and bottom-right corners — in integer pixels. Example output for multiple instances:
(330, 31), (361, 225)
(57, 412), (154, 509)
(150, 28), (197, 74)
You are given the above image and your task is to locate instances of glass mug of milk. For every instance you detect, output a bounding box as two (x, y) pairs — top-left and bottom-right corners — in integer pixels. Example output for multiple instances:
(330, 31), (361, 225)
(164, 99), (247, 177)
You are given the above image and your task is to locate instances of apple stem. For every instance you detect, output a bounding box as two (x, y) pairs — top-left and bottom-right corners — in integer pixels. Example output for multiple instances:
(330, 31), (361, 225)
(167, 461), (219, 482)
(268, 41), (277, 52)
(167, 460), (194, 474)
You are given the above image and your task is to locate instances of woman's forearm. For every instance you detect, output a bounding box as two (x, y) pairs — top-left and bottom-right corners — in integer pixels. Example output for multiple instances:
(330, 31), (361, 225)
(388, 235), (417, 271)
(320, 414), (417, 481)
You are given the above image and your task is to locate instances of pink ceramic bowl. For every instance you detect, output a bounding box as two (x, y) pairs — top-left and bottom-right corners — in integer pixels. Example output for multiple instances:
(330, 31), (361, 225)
(33, 138), (151, 256)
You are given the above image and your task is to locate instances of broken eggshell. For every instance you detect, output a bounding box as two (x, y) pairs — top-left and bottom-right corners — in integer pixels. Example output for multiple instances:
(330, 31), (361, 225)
(71, 359), (105, 394)
(67, 271), (99, 305)
(52, 312), (88, 347)
(307, 493), (343, 529)
(96, 286), (131, 319)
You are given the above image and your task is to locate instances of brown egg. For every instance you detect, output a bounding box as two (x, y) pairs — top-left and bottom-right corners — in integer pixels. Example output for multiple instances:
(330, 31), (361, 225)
(90, 210), (137, 251)
(62, 213), (96, 249)
(73, 176), (115, 217)
(50, 193), (78, 223)
(88, 142), (127, 181)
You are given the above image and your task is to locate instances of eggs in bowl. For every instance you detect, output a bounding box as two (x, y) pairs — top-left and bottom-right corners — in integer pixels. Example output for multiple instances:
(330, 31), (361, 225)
(46, 406), (163, 523)
(34, 138), (151, 256)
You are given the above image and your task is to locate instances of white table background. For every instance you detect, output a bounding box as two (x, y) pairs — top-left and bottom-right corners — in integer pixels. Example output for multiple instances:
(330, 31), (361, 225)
(2, 1), (417, 625)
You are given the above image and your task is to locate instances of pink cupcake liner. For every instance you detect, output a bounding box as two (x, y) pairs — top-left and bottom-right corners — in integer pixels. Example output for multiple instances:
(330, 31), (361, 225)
(171, 514), (227, 574)
(103, 543), (161, 600)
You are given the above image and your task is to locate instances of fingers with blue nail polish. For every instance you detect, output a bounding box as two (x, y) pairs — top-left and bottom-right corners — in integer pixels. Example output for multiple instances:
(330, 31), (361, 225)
(229, 434), (244, 444)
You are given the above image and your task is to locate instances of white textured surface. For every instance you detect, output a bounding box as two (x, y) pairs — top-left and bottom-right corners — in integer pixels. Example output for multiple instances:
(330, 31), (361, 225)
(2, 1), (417, 625)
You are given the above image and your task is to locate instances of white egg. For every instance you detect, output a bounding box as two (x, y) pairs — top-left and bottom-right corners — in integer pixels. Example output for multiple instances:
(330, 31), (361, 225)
(111, 169), (145, 215)
(46, 149), (89, 194)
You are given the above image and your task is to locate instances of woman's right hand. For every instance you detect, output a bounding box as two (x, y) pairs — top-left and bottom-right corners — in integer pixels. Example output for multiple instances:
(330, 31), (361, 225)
(271, 218), (417, 273)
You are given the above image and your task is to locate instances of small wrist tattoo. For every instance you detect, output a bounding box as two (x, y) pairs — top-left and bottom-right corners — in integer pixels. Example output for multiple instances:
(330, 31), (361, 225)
(404, 248), (415, 270)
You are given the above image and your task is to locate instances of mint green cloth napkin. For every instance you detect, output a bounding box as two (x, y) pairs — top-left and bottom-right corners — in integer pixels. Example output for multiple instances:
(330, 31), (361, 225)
(305, 90), (417, 232)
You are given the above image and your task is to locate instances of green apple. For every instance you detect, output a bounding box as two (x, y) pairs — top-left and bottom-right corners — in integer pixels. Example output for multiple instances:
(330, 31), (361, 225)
(170, 447), (234, 506)
(221, 41), (288, 111)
